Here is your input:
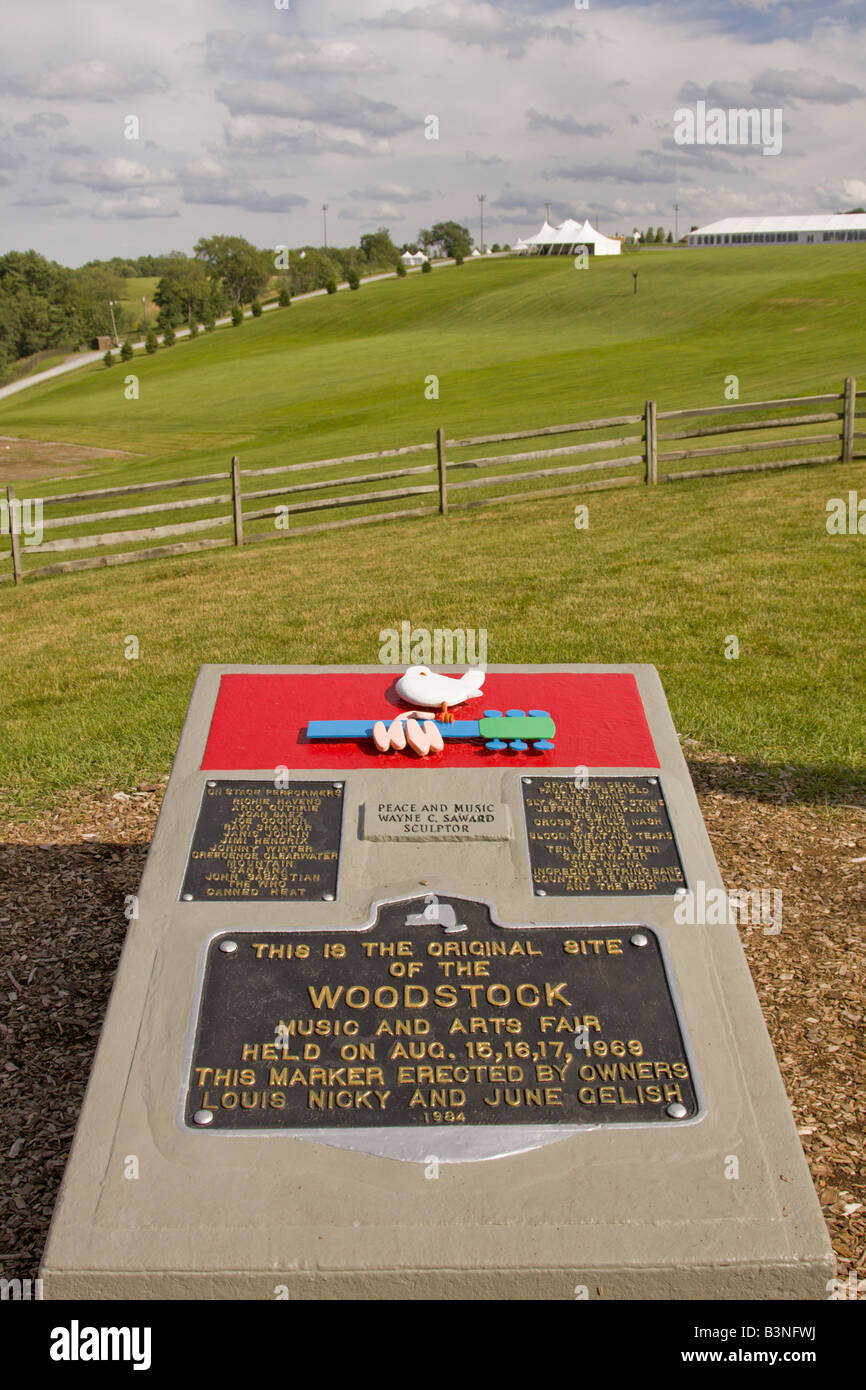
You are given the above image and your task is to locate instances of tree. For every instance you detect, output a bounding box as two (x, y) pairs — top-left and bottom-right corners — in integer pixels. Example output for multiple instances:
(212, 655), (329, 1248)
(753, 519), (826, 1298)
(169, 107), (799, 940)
(103, 349), (114, 367)
(656, 227), (664, 243)
(395, 260), (407, 278)
(421, 260), (432, 274)
(204, 315), (216, 332)
(666, 231), (673, 244)
(346, 268), (360, 290)
(154, 257), (211, 327)
(162, 324), (176, 347)
(430, 221), (473, 259)
(120, 339), (134, 361)
(417, 229), (433, 254)
(278, 285), (291, 306)
(188, 319), (199, 338)
(251, 299), (263, 317)
(454, 253), (464, 266)
(359, 227), (400, 269)
(145, 328), (158, 354)
(231, 304), (244, 326)
(194, 234), (271, 306)
(325, 278), (338, 295)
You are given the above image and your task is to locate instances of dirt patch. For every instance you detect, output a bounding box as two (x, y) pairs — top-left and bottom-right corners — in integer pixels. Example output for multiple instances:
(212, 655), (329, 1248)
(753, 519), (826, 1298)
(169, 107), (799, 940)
(0, 436), (138, 484)
(0, 768), (863, 1287)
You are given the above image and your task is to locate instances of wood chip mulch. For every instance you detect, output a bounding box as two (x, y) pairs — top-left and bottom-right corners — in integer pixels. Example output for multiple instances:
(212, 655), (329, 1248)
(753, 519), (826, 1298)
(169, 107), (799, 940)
(1, 759), (863, 1292)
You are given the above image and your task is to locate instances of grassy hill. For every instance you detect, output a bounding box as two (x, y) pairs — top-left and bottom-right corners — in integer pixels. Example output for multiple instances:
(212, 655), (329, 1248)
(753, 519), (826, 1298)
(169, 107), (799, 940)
(0, 247), (863, 815)
(1, 245), (864, 493)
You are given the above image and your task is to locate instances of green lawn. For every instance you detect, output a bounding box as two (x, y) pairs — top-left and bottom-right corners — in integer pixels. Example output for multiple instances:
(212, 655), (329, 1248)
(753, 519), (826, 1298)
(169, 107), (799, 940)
(0, 248), (864, 818)
(2, 246), (865, 497)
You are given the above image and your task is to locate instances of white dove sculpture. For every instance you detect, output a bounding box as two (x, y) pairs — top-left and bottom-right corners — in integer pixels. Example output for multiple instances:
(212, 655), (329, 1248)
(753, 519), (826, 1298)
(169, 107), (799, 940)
(394, 666), (485, 721)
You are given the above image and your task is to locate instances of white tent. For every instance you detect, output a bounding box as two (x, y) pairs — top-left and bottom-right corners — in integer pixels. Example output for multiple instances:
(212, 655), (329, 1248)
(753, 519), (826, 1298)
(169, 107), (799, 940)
(400, 250), (428, 266)
(519, 217), (621, 256)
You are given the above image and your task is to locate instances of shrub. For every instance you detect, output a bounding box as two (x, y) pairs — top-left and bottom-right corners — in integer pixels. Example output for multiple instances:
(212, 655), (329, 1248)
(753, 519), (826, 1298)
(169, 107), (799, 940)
(325, 278), (338, 295)
(231, 304), (244, 326)
(204, 316), (216, 332)
(421, 260), (432, 274)
(454, 254), (464, 266)
(346, 268), (360, 291)
(120, 339), (134, 362)
(251, 299), (263, 317)
(144, 329), (158, 354)
(395, 260), (407, 278)
(278, 286), (291, 307)
(188, 319), (198, 338)
(103, 349), (114, 367)
(162, 325), (176, 347)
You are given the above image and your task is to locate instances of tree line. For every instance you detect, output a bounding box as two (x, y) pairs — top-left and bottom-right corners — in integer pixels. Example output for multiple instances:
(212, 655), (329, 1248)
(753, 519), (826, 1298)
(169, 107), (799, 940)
(0, 223), (484, 381)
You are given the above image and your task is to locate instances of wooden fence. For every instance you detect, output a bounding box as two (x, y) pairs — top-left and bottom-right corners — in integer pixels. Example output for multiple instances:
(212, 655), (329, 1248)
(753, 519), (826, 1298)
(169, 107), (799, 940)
(2, 379), (861, 586)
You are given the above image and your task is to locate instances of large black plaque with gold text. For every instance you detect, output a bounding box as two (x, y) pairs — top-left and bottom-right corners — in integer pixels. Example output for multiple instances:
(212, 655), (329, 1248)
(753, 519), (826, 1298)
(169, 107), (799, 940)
(522, 776), (686, 896)
(184, 896), (699, 1130)
(180, 780), (343, 902)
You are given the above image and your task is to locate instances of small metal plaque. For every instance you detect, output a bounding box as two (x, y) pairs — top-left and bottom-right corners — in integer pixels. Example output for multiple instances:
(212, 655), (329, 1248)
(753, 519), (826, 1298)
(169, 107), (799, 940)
(363, 799), (511, 842)
(522, 776), (686, 896)
(183, 896), (698, 1132)
(180, 780), (343, 902)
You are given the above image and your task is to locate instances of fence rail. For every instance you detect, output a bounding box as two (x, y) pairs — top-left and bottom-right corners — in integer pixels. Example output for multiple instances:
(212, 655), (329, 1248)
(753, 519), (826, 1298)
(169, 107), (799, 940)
(2, 379), (861, 586)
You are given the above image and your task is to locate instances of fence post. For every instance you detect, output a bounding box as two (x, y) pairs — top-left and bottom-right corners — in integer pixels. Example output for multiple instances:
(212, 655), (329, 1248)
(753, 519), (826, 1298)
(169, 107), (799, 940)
(6, 486), (23, 585)
(842, 377), (856, 463)
(436, 427), (448, 514)
(231, 456), (244, 546)
(644, 400), (658, 483)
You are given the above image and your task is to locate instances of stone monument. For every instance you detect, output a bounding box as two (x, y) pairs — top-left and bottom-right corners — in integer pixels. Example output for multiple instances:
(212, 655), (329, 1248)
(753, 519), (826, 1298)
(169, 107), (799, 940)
(40, 663), (833, 1298)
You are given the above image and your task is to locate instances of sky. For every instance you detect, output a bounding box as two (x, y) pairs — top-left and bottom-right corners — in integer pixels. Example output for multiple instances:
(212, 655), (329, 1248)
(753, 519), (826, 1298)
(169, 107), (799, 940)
(1, 0), (864, 265)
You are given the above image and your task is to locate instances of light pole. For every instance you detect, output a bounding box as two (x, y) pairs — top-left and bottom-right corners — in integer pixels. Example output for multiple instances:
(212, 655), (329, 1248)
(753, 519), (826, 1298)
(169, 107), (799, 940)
(108, 298), (119, 347)
(674, 202), (680, 242)
(141, 294), (147, 328)
(322, 204), (329, 248)
(544, 201), (552, 225)
(477, 193), (487, 254)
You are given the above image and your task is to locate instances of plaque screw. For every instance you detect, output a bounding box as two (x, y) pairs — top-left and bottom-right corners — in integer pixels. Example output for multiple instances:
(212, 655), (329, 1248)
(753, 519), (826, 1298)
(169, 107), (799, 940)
(193, 1110), (214, 1126)
(181, 893), (194, 902)
(647, 778), (657, 785)
(535, 889), (547, 897)
(219, 940), (238, 954)
(674, 887), (688, 899)
(332, 782), (343, 790)
(666, 1102), (688, 1120)
(630, 932), (649, 947)
(322, 893), (335, 902)
(522, 777), (532, 784)
(207, 780), (217, 788)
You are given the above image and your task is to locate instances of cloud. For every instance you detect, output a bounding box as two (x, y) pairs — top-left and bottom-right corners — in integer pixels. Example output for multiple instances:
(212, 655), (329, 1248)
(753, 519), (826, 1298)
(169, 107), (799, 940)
(13, 111), (69, 137)
(217, 115), (393, 159)
(12, 193), (70, 206)
(526, 109), (610, 137)
(91, 194), (179, 219)
(179, 158), (306, 213)
(336, 204), (409, 222)
(50, 156), (177, 192)
(365, 2), (578, 60)
(203, 29), (389, 78)
(542, 160), (691, 185)
(216, 82), (414, 138)
(678, 68), (863, 108)
(465, 150), (505, 165)
(347, 183), (430, 204)
(0, 149), (23, 171)
(4, 58), (169, 101)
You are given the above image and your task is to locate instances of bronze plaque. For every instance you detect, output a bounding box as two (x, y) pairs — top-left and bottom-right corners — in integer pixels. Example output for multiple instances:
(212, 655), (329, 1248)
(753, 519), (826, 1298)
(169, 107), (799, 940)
(180, 780), (343, 902)
(522, 776), (686, 896)
(184, 896), (699, 1130)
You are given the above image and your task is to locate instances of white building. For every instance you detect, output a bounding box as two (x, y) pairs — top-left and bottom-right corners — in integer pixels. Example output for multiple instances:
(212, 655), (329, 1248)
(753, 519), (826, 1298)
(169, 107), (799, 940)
(688, 214), (866, 247)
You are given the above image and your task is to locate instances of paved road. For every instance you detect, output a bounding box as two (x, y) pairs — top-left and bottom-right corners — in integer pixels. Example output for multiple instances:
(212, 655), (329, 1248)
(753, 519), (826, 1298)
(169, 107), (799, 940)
(0, 259), (471, 405)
